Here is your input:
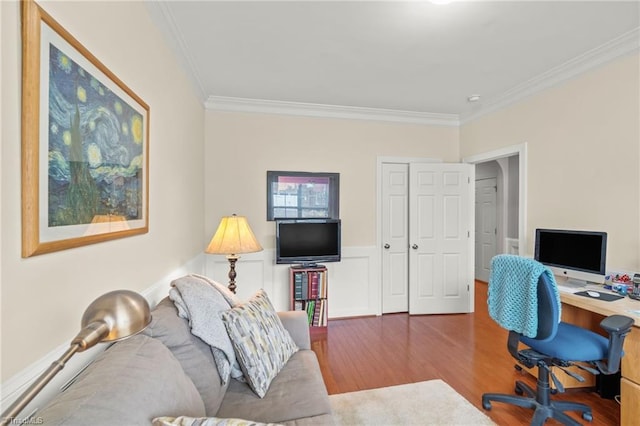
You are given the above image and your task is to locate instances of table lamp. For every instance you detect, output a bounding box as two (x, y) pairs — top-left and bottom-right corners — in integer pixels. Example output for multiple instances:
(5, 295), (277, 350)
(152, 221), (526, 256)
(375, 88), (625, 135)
(0, 290), (151, 426)
(205, 214), (263, 293)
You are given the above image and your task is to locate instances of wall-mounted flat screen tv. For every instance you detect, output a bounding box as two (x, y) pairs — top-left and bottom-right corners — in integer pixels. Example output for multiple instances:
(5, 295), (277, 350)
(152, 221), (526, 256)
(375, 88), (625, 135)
(276, 219), (341, 266)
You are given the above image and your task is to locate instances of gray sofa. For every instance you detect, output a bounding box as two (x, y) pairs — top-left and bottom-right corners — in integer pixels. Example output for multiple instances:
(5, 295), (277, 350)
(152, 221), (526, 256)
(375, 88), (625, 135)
(36, 297), (334, 425)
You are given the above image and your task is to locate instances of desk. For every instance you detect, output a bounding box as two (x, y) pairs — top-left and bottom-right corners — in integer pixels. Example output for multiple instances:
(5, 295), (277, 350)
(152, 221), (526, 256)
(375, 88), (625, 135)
(558, 287), (640, 426)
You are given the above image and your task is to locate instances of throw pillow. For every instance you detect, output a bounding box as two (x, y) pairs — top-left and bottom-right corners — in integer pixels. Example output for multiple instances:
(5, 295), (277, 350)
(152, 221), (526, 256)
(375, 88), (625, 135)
(153, 416), (282, 426)
(221, 289), (298, 398)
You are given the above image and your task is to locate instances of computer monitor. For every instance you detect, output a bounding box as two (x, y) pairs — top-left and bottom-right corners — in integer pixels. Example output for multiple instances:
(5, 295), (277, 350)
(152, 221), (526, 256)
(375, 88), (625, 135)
(534, 228), (607, 286)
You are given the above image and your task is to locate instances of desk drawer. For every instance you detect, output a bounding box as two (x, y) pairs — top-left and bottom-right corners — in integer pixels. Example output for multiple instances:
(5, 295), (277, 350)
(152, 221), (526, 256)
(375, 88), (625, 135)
(621, 327), (640, 383)
(620, 378), (639, 426)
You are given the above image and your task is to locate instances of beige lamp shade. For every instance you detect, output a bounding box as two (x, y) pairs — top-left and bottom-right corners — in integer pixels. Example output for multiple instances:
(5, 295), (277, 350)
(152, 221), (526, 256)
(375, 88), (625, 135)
(206, 214), (263, 255)
(205, 214), (262, 294)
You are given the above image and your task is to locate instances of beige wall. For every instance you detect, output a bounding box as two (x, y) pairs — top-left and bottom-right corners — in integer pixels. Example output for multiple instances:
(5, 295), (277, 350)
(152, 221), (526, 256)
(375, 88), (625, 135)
(204, 111), (460, 249)
(461, 53), (640, 271)
(1, 1), (205, 380)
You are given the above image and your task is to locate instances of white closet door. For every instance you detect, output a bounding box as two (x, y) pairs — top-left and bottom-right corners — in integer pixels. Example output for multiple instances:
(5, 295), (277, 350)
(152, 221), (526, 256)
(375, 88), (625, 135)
(381, 163), (409, 313)
(409, 163), (474, 315)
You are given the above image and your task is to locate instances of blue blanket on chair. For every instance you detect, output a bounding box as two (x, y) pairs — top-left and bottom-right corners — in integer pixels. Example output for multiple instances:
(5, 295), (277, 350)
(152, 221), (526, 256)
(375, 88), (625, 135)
(488, 254), (560, 338)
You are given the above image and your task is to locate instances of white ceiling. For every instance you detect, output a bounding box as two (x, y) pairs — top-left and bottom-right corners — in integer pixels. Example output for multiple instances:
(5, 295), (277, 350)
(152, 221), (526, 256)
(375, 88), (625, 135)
(146, 1), (640, 124)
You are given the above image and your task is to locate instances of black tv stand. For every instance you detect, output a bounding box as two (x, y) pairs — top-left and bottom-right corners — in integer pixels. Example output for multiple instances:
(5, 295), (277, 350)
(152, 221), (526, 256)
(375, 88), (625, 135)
(291, 263), (324, 269)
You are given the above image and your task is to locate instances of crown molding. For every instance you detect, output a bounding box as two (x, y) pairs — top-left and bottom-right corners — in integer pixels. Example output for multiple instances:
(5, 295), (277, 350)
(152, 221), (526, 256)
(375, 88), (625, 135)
(150, 0), (638, 128)
(460, 27), (640, 124)
(207, 24), (638, 127)
(145, 0), (208, 101)
(205, 96), (460, 126)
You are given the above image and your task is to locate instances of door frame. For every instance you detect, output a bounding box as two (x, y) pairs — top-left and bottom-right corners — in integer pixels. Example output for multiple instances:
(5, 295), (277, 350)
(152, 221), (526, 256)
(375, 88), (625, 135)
(376, 157), (442, 315)
(462, 143), (528, 258)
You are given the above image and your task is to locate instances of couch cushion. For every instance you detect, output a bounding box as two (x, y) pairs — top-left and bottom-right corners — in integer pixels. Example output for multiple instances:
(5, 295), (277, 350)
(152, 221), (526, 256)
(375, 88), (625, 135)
(216, 350), (332, 424)
(143, 298), (228, 415)
(36, 335), (205, 425)
(222, 289), (298, 398)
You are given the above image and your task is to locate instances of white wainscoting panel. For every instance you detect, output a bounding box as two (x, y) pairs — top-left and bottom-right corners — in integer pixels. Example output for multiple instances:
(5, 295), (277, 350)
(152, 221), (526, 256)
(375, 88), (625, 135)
(327, 246), (379, 318)
(204, 246), (379, 318)
(204, 251), (277, 307)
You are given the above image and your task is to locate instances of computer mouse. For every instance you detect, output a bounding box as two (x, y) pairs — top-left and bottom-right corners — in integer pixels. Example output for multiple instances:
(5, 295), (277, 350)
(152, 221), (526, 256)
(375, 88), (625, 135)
(587, 291), (600, 298)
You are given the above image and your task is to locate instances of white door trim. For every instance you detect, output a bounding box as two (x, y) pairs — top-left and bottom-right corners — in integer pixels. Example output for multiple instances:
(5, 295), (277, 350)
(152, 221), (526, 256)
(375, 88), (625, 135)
(462, 143), (528, 257)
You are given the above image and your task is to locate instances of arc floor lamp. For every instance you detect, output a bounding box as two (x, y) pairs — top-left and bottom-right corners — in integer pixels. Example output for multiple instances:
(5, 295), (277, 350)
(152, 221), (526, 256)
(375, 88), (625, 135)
(1, 290), (151, 426)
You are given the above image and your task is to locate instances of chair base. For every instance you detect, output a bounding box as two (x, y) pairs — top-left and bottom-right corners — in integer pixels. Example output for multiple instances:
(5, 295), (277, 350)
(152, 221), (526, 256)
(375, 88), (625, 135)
(482, 380), (593, 426)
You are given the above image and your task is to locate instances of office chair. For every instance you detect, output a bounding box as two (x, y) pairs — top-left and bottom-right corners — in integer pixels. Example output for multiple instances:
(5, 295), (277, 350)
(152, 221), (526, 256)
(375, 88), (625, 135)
(481, 255), (633, 425)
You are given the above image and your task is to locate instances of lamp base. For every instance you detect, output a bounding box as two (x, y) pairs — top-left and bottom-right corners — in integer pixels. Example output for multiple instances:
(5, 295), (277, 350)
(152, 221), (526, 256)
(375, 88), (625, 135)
(226, 255), (239, 293)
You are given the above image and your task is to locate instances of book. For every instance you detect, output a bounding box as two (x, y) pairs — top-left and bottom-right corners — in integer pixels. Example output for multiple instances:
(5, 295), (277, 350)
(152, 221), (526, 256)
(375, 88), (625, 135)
(312, 298), (322, 326)
(310, 272), (319, 299)
(294, 272), (303, 299)
(306, 300), (315, 325)
(319, 271), (327, 298)
(319, 299), (326, 326)
(301, 272), (309, 300)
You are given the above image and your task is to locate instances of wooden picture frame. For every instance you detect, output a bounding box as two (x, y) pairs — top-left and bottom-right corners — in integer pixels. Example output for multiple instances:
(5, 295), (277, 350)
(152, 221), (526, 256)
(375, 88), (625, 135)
(21, 0), (150, 257)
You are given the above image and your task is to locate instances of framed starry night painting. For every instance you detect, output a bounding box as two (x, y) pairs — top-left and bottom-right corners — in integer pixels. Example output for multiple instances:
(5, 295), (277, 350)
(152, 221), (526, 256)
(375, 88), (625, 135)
(21, 0), (149, 257)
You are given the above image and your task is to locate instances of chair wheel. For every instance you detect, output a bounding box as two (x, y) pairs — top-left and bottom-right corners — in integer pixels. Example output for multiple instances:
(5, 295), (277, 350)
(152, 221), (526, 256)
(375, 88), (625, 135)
(550, 388), (558, 395)
(582, 412), (593, 422)
(482, 401), (492, 410)
(515, 384), (524, 395)
(514, 364), (522, 372)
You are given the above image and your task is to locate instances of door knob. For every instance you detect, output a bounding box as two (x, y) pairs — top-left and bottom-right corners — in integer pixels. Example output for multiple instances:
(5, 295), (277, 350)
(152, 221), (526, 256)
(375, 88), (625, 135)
(412, 244), (418, 250)
(384, 243), (390, 249)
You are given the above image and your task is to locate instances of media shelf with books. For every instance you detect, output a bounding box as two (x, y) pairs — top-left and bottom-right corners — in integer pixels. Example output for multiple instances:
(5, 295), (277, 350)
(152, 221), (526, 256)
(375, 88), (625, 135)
(289, 265), (328, 329)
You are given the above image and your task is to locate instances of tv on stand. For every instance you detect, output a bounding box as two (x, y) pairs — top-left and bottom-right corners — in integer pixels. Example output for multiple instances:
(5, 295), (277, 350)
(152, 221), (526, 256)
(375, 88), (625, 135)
(275, 219), (341, 267)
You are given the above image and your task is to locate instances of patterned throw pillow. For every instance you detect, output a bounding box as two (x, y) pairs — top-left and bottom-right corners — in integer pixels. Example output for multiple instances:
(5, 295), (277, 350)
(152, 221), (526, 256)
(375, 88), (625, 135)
(221, 289), (298, 398)
(153, 416), (282, 426)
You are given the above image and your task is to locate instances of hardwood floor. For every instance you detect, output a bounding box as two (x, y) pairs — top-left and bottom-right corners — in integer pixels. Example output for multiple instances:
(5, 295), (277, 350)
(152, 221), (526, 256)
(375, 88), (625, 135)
(310, 281), (620, 425)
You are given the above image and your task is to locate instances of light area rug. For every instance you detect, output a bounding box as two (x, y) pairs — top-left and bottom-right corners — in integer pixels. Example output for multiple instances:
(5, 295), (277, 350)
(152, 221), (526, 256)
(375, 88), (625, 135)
(329, 379), (496, 426)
